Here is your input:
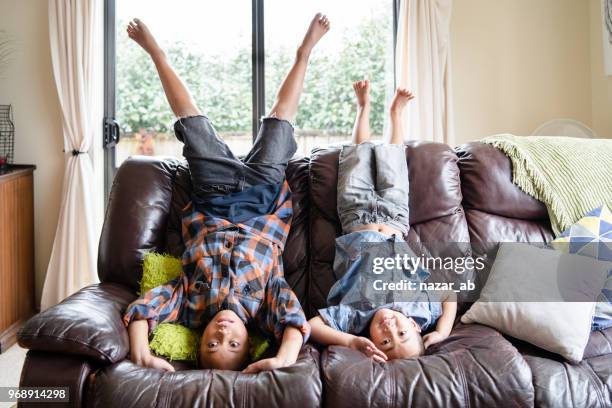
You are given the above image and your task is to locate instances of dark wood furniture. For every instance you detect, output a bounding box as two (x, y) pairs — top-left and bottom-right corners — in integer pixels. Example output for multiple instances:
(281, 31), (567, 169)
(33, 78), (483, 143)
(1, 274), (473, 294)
(0, 164), (35, 353)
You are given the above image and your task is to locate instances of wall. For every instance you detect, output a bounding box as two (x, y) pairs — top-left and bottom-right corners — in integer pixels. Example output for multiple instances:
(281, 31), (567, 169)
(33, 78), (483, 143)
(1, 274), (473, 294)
(0, 0), (63, 306)
(450, 0), (593, 145)
(590, 0), (612, 138)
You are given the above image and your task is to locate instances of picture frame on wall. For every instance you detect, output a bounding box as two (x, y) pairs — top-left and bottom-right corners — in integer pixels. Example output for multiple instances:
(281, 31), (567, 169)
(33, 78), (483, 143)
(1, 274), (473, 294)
(604, 0), (612, 75)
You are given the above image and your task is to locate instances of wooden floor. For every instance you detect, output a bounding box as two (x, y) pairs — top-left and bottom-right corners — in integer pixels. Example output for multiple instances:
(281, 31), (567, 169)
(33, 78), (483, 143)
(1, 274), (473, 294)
(0, 344), (26, 408)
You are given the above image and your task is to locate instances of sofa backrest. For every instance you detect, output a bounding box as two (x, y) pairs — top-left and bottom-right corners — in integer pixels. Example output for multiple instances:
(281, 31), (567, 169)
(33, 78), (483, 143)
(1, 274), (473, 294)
(98, 142), (555, 318)
(455, 142), (554, 251)
(98, 156), (181, 292)
(307, 142), (471, 317)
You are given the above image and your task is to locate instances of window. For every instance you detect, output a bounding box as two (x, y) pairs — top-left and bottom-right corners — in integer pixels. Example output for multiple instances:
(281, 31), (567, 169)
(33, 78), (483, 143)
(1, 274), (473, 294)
(265, 0), (395, 154)
(105, 0), (397, 198)
(114, 0), (253, 166)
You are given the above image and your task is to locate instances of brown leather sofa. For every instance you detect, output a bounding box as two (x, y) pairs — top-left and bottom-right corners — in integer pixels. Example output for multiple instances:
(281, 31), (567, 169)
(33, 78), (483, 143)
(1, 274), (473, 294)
(16, 142), (612, 407)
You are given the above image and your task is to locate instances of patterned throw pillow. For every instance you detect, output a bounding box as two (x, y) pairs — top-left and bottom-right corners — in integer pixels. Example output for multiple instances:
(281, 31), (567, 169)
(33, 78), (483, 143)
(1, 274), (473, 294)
(551, 205), (612, 331)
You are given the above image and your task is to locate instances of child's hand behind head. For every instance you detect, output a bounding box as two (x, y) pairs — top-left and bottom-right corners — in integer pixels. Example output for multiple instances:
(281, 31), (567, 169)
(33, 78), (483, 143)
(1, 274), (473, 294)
(369, 308), (424, 360)
(422, 330), (446, 349)
(199, 310), (250, 370)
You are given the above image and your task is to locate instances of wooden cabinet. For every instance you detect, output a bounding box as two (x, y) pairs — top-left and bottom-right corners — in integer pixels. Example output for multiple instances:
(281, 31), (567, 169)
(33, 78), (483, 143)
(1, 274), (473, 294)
(0, 165), (35, 353)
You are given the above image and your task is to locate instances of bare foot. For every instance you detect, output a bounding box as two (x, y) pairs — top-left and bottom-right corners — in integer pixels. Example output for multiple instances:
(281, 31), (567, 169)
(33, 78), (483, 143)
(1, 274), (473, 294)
(390, 88), (415, 116)
(127, 18), (162, 57)
(298, 13), (330, 57)
(353, 79), (371, 109)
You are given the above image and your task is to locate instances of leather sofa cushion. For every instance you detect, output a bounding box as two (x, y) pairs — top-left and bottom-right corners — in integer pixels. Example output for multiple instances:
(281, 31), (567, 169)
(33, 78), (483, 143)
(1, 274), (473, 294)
(17, 283), (136, 363)
(456, 142), (548, 220)
(584, 326), (612, 359)
(524, 352), (612, 408)
(99, 156), (182, 291)
(86, 345), (322, 408)
(281, 157), (312, 306)
(456, 143), (554, 246)
(321, 324), (534, 408)
(516, 329), (612, 408)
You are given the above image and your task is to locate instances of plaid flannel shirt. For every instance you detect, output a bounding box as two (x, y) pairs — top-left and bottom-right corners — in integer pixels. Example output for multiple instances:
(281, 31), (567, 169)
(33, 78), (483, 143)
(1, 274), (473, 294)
(123, 180), (310, 343)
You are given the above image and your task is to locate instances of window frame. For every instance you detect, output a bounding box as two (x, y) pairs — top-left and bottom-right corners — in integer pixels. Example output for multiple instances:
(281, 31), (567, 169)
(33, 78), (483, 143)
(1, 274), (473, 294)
(103, 0), (399, 202)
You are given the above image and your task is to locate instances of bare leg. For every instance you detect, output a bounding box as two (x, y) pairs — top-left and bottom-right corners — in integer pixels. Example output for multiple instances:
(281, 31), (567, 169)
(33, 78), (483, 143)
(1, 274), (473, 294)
(127, 19), (200, 118)
(268, 13), (330, 121)
(388, 88), (415, 145)
(351, 79), (371, 144)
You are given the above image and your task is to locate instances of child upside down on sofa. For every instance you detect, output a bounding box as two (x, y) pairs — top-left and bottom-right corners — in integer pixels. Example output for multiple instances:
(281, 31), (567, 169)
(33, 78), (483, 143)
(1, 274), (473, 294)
(122, 14), (330, 373)
(308, 80), (457, 362)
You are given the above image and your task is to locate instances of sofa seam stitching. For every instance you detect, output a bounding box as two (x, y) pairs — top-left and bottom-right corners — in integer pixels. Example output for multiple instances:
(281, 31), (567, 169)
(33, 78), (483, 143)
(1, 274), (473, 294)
(76, 360), (90, 408)
(579, 361), (607, 407)
(307, 155), (316, 318)
(17, 333), (116, 362)
(453, 352), (470, 408)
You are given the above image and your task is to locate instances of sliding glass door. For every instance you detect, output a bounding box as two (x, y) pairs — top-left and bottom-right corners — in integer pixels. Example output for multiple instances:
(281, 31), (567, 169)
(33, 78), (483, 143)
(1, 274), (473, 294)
(104, 0), (398, 201)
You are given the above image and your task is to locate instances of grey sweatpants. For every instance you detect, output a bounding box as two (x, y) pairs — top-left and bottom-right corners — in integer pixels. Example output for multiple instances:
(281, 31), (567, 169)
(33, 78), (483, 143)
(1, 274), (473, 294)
(336, 142), (410, 235)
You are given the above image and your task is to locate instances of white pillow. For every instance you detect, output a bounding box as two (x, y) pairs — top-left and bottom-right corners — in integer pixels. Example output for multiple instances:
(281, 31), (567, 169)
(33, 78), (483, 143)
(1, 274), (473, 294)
(461, 242), (610, 362)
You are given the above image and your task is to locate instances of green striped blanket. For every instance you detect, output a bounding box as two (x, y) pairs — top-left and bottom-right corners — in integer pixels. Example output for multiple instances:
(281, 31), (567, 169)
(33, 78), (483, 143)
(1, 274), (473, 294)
(481, 134), (612, 236)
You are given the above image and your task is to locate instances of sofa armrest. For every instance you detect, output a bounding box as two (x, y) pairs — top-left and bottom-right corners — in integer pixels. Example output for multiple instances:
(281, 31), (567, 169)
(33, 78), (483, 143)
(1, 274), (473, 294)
(19, 350), (93, 408)
(18, 283), (136, 364)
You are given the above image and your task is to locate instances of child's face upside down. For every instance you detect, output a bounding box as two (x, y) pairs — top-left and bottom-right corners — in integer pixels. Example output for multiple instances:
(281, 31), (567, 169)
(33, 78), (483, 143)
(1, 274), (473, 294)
(199, 310), (250, 370)
(369, 308), (424, 359)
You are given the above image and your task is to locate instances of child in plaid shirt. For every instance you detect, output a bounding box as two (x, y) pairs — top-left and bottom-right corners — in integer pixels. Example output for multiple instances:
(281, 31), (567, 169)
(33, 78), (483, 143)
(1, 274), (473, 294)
(123, 14), (330, 373)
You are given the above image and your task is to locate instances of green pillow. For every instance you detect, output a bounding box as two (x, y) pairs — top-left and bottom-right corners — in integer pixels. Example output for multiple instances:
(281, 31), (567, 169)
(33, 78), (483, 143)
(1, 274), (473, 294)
(139, 252), (183, 295)
(149, 322), (199, 361)
(140, 252), (270, 362)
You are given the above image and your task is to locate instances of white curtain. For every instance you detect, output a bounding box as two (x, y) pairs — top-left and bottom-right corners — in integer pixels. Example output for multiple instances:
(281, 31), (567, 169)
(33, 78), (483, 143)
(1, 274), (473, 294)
(395, 0), (454, 144)
(41, 0), (100, 310)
